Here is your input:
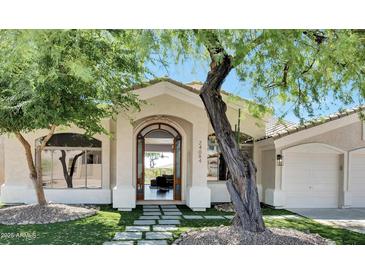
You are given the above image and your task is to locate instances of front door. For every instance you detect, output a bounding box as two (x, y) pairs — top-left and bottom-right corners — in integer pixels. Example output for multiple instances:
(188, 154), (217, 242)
(136, 123), (182, 201)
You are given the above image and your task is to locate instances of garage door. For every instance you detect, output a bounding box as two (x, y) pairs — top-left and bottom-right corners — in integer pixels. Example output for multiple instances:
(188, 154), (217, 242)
(283, 151), (340, 208)
(349, 151), (365, 207)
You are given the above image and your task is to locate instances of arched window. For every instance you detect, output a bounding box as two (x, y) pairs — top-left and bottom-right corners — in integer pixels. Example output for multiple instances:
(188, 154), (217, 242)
(37, 133), (102, 189)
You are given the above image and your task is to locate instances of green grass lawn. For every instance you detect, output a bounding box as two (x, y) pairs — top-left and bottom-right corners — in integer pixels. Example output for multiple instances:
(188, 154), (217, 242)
(0, 204), (364, 245)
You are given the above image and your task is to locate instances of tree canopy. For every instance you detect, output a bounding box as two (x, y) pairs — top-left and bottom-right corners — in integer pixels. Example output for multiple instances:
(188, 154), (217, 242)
(148, 30), (365, 122)
(0, 30), (148, 135)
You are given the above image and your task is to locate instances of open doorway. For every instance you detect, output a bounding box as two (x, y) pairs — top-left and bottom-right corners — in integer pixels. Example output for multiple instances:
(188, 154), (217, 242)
(136, 123), (182, 201)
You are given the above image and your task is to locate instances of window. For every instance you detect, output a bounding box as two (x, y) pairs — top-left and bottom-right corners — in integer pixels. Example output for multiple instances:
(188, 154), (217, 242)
(207, 135), (254, 182)
(207, 135), (227, 181)
(38, 133), (102, 189)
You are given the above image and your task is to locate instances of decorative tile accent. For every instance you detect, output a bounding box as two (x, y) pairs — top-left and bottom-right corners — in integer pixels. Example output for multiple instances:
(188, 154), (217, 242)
(125, 226), (150, 232)
(137, 240), (168, 245)
(153, 225), (178, 232)
(134, 220), (156, 225)
(204, 216), (225, 219)
(113, 232), (142, 240)
(158, 219), (180, 225)
(183, 215), (203, 219)
(145, 232), (173, 240)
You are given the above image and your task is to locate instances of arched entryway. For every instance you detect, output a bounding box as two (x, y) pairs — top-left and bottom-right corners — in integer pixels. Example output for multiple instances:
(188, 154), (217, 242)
(136, 123), (182, 201)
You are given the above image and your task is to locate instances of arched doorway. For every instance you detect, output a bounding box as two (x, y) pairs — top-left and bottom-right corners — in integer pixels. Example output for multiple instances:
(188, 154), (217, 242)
(136, 123), (182, 201)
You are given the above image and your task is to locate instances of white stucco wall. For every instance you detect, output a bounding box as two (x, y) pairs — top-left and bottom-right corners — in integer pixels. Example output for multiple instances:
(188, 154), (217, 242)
(262, 115), (365, 208)
(0, 120), (112, 204)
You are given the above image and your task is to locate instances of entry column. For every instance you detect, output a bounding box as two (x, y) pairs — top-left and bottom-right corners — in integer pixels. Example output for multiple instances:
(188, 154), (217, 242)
(187, 117), (211, 211)
(113, 114), (136, 211)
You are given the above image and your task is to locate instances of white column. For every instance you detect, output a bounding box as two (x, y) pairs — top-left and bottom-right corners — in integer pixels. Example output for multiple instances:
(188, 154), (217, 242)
(187, 118), (211, 211)
(112, 114), (136, 211)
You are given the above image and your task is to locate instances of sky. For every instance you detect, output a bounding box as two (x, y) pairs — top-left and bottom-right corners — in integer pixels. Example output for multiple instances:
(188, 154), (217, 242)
(147, 57), (359, 124)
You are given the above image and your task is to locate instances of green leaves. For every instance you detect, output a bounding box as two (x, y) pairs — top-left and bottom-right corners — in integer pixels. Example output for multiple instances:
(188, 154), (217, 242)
(0, 30), (150, 136)
(154, 29), (365, 121)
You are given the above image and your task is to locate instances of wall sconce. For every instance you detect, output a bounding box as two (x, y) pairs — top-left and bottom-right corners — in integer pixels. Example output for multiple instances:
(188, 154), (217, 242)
(276, 154), (283, 166)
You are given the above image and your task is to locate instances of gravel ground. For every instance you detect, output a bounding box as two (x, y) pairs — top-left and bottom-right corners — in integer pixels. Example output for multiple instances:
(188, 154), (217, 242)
(214, 203), (235, 212)
(174, 225), (333, 245)
(0, 203), (96, 225)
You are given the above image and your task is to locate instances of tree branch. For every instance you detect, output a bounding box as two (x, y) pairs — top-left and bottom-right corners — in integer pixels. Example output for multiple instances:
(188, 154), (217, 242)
(40, 125), (56, 150)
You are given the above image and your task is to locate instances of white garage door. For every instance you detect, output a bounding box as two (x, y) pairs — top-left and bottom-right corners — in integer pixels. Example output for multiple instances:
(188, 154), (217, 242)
(349, 152), (365, 207)
(283, 152), (340, 208)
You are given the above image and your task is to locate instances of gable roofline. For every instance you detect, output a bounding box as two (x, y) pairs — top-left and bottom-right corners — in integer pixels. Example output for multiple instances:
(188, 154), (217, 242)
(129, 77), (269, 111)
(256, 105), (365, 142)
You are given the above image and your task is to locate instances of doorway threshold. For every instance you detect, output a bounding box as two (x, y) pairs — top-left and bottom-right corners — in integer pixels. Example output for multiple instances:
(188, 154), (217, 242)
(136, 200), (185, 205)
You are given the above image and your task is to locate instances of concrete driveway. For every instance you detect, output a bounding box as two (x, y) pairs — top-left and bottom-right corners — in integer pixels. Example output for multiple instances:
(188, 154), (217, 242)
(289, 208), (365, 234)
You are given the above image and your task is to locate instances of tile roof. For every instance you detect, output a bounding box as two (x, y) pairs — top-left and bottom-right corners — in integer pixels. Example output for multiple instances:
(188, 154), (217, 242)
(256, 106), (365, 141)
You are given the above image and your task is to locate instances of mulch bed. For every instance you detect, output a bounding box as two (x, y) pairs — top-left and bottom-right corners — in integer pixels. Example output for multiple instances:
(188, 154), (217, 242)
(174, 225), (333, 245)
(0, 203), (96, 225)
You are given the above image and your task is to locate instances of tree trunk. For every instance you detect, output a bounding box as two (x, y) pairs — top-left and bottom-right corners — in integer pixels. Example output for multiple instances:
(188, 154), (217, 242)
(199, 40), (265, 232)
(15, 126), (56, 205)
(59, 150), (84, 188)
(15, 133), (47, 205)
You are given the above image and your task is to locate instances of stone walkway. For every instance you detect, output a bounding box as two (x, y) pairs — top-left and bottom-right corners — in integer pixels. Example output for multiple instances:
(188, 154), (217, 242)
(103, 205), (233, 245)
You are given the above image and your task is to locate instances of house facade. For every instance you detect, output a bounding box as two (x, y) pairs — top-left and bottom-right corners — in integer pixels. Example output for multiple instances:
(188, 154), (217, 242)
(0, 79), (365, 210)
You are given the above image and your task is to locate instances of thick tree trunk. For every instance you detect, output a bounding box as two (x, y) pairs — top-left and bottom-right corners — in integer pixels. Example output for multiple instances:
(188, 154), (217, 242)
(199, 39), (265, 232)
(15, 133), (47, 205)
(15, 125), (56, 205)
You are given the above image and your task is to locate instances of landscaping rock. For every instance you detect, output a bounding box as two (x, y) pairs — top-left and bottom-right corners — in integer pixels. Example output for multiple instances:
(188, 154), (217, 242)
(0, 203), (96, 225)
(173, 226), (333, 245)
(214, 203), (235, 213)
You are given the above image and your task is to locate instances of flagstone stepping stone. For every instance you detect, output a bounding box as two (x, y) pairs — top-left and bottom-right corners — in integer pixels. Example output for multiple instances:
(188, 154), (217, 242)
(139, 215), (160, 220)
(143, 212), (162, 216)
(137, 240), (168, 245)
(143, 205), (159, 209)
(161, 215), (181, 220)
(224, 215), (234, 220)
(134, 220), (156, 225)
(183, 215), (203, 219)
(160, 205), (177, 209)
(204, 216), (225, 219)
(153, 225), (178, 232)
(163, 211), (182, 216)
(103, 241), (134, 245)
(162, 208), (181, 211)
(146, 232), (173, 240)
(125, 226), (150, 232)
(158, 219), (180, 225)
(114, 232), (142, 240)
(143, 208), (162, 212)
